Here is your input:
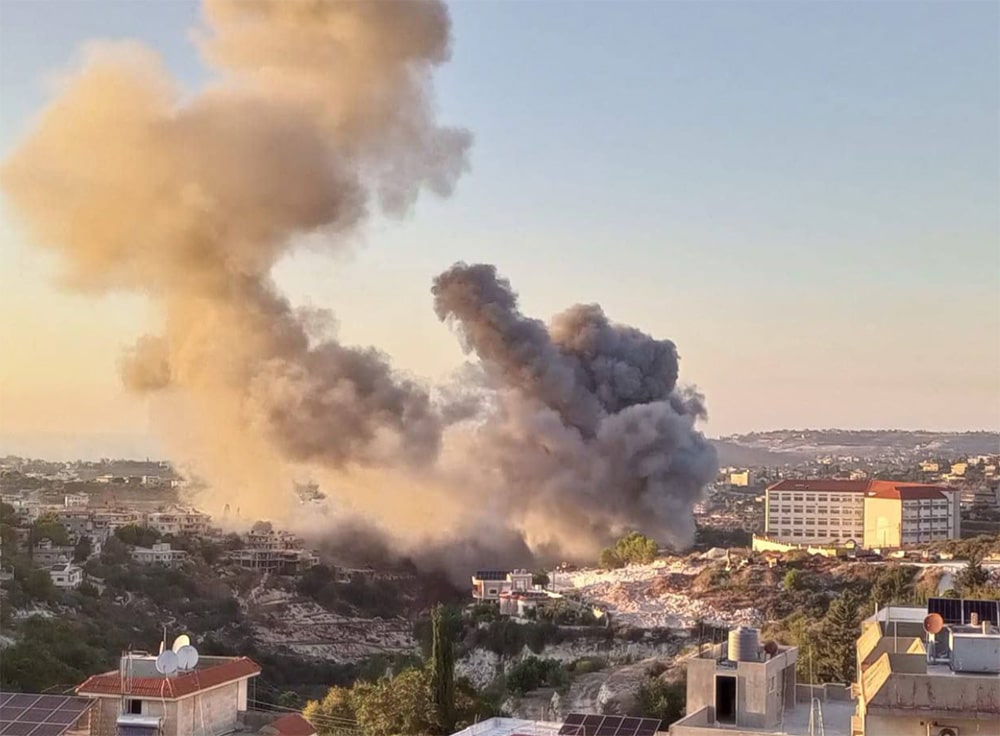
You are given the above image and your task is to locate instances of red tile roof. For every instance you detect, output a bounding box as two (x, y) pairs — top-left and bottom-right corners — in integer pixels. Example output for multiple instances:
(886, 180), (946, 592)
(767, 479), (870, 492)
(865, 481), (948, 501)
(768, 478), (955, 501)
(76, 657), (260, 699)
(264, 714), (318, 736)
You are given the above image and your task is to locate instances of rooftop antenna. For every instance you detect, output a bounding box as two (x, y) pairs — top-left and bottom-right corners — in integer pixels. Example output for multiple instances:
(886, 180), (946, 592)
(155, 650), (178, 677)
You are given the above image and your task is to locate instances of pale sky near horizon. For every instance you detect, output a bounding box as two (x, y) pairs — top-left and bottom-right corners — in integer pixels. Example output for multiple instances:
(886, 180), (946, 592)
(1, 0), (998, 460)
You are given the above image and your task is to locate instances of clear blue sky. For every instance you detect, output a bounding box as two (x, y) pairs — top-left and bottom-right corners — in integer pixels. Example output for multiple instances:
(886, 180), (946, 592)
(1, 0), (998, 459)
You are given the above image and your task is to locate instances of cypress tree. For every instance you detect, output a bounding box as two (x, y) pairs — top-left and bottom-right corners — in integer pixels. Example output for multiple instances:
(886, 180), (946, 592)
(429, 604), (456, 732)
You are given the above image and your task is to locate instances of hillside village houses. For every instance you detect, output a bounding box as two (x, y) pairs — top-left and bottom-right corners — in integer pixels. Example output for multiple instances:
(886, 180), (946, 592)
(49, 560), (84, 590)
(130, 542), (188, 567)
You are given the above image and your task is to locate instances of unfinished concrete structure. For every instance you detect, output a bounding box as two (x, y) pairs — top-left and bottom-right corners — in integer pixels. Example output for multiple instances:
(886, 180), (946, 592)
(668, 627), (855, 736)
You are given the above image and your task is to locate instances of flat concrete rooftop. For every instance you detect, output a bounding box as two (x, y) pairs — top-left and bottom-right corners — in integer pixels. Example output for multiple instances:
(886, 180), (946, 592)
(670, 700), (854, 736)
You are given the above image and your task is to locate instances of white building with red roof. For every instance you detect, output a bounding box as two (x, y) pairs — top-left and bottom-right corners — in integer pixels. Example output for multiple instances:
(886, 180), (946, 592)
(76, 653), (260, 736)
(764, 480), (959, 549)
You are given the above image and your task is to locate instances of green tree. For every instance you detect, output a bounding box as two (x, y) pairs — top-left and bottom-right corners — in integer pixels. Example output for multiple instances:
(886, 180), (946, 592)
(114, 524), (161, 548)
(353, 668), (433, 736)
(429, 604), (456, 733)
(815, 592), (860, 683)
(638, 676), (686, 721)
(303, 686), (356, 736)
(614, 531), (659, 565)
(956, 552), (990, 596)
(599, 547), (623, 569)
(783, 569), (802, 591)
(29, 515), (70, 550)
(872, 565), (915, 606)
(73, 536), (92, 563)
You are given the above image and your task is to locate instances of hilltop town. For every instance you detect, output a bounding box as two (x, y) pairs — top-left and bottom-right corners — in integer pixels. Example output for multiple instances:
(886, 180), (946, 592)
(2, 437), (999, 734)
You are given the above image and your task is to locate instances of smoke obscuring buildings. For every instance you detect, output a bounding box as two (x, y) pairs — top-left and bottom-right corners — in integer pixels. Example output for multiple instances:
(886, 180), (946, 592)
(2, 0), (716, 570)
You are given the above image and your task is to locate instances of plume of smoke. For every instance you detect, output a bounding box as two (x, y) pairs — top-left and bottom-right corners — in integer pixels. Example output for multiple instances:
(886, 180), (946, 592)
(433, 263), (719, 554)
(3, 0), (717, 573)
(2, 0), (469, 517)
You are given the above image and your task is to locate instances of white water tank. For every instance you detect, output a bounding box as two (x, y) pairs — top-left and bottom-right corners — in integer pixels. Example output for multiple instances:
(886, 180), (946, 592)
(728, 626), (760, 662)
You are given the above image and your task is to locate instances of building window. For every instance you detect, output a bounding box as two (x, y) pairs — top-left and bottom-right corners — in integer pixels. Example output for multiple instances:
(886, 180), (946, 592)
(127, 700), (142, 715)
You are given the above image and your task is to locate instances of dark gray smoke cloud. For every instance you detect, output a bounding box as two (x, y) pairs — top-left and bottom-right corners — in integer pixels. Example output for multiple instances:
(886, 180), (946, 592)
(433, 263), (719, 553)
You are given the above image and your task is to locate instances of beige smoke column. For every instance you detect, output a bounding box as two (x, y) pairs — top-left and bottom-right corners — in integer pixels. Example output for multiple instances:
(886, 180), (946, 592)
(2, 0), (471, 517)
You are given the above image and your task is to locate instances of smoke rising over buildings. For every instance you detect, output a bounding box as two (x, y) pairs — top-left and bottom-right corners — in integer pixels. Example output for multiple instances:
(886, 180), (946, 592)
(2, 0), (716, 569)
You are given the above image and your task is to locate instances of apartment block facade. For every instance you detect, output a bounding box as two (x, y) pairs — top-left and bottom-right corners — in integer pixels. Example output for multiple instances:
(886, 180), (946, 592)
(764, 479), (868, 545)
(764, 480), (958, 549)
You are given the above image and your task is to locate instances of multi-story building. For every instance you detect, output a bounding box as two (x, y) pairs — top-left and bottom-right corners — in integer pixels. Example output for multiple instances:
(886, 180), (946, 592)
(764, 480), (959, 549)
(33, 539), (75, 566)
(146, 506), (210, 536)
(64, 493), (90, 508)
(862, 484), (960, 548)
(130, 542), (188, 567)
(764, 479), (868, 545)
(471, 569), (534, 602)
(853, 601), (1000, 736)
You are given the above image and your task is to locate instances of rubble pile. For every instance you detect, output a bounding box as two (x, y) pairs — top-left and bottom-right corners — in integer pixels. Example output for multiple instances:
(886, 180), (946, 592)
(555, 559), (762, 630)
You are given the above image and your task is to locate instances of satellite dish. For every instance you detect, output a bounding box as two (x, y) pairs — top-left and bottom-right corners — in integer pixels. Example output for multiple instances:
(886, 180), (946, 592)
(176, 645), (199, 670)
(171, 634), (191, 653)
(924, 613), (944, 635)
(155, 650), (178, 675)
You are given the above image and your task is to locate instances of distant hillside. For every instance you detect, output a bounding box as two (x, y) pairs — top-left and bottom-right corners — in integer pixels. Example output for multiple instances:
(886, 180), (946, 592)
(710, 440), (811, 467)
(715, 429), (999, 465)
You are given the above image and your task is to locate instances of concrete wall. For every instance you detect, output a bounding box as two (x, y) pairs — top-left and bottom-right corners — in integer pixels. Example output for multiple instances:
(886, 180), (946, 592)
(685, 658), (717, 722)
(863, 498), (901, 548)
(84, 683), (244, 736)
(865, 713), (991, 736)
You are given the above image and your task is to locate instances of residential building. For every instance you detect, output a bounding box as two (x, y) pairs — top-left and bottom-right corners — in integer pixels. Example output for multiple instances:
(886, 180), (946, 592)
(77, 653), (261, 736)
(729, 470), (751, 487)
(948, 462), (967, 477)
(0, 692), (96, 736)
(33, 538), (75, 566)
(131, 542), (188, 566)
(764, 480), (959, 549)
(146, 506), (211, 536)
(853, 603), (1000, 736)
(226, 547), (318, 574)
(49, 561), (84, 590)
(64, 493), (90, 508)
(669, 626), (854, 736)
(90, 509), (145, 538)
(919, 461), (940, 474)
(960, 485), (999, 509)
(471, 569), (535, 601)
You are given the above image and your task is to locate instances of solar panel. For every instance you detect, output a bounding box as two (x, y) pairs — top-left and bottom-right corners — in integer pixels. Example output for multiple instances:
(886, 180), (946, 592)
(965, 599), (999, 625)
(928, 597), (1000, 625)
(0, 693), (92, 736)
(473, 570), (510, 581)
(928, 597), (963, 624)
(558, 714), (663, 736)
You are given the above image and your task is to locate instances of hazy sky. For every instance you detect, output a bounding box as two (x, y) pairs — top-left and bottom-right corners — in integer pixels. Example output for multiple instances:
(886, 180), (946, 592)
(1, 0), (998, 459)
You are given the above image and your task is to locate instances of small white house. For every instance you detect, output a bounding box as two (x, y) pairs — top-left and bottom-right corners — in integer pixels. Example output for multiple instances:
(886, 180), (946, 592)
(49, 561), (83, 590)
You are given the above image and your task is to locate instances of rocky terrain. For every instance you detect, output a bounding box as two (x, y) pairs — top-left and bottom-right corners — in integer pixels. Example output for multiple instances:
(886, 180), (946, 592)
(554, 557), (762, 630)
(243, 588), (415, 662)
